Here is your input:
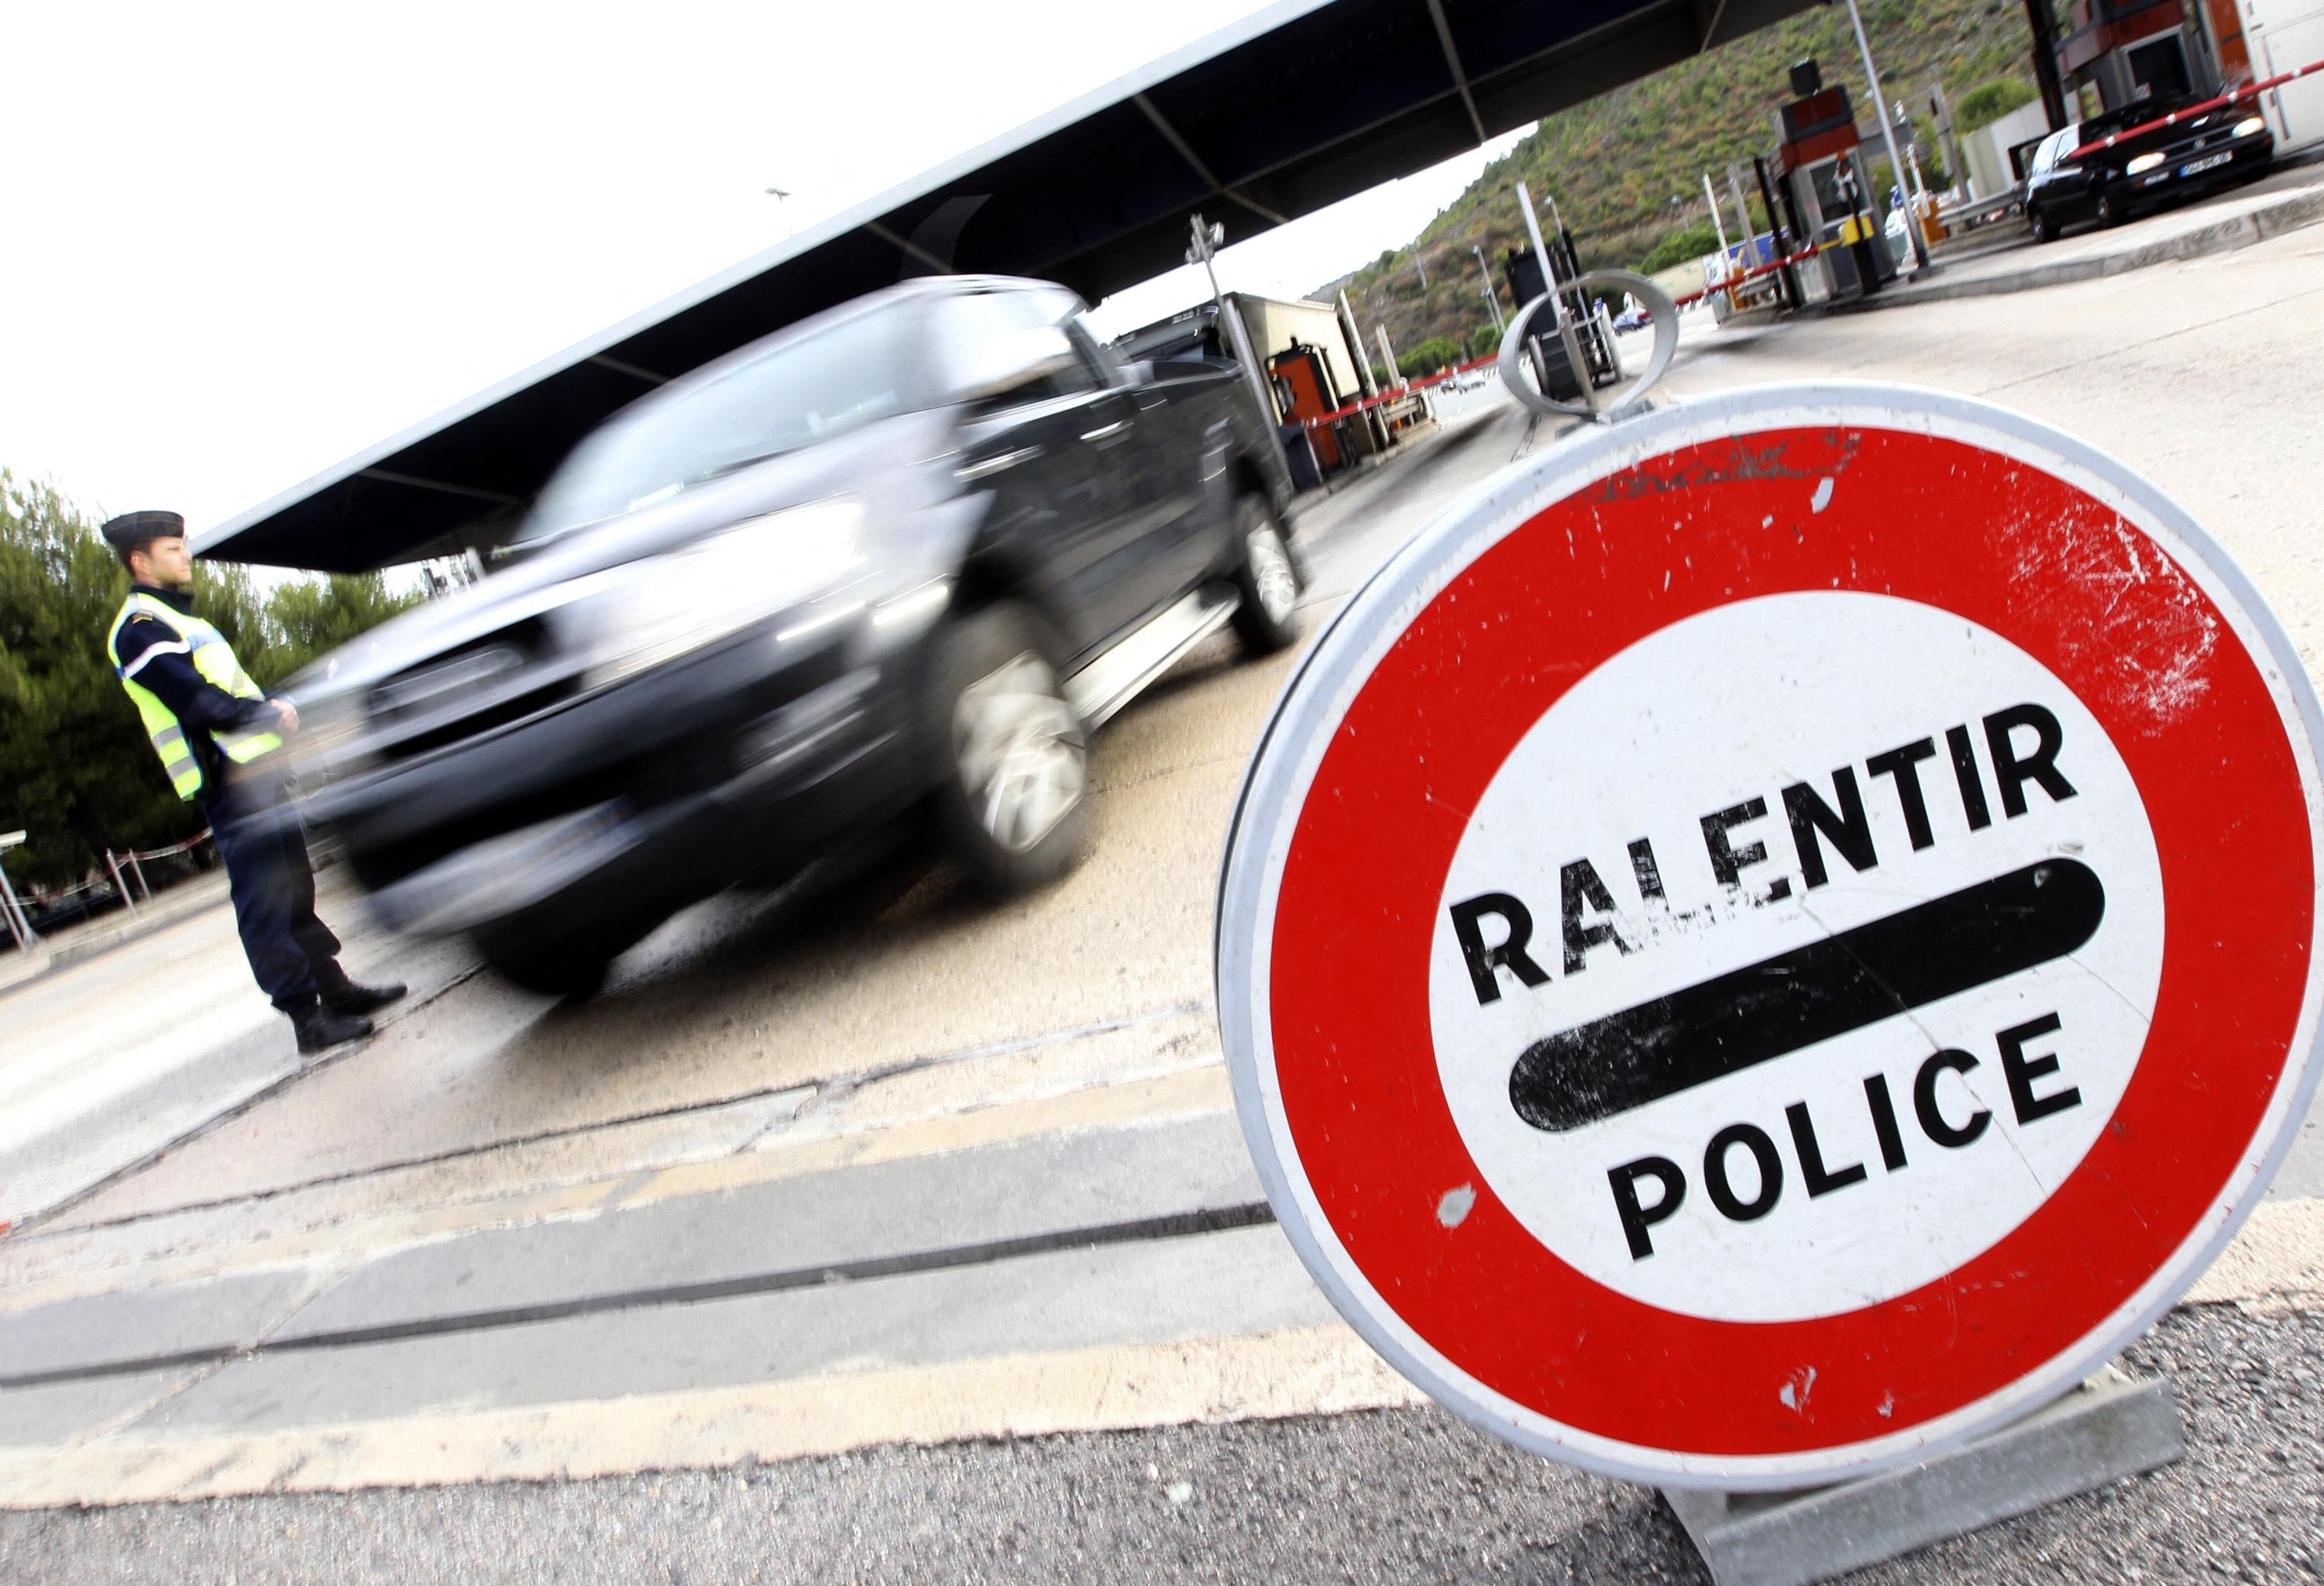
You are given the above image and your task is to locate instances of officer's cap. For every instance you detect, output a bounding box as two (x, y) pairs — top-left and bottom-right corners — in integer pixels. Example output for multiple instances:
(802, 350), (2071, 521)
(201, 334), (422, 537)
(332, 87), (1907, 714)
(101, 511), (186, 549)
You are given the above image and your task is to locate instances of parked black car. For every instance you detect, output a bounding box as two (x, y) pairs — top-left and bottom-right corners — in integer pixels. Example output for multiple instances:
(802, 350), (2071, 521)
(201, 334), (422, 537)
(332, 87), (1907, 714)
(283, 275), (1301, 996)
(2025, 95), (2274, 242)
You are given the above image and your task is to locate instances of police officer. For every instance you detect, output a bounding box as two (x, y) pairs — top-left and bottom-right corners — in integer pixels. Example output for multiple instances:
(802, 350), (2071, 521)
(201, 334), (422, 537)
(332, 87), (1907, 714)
(101, 511), (403, 1054)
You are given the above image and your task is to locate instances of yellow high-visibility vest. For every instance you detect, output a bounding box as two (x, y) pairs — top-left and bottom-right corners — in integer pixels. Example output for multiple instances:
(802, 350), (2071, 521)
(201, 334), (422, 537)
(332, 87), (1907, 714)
(107, 591), (284, 800)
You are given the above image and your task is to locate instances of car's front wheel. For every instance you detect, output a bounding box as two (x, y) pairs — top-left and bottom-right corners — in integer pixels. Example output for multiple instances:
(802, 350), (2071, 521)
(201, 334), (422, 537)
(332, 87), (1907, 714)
(2030, 205), (2058, 244)
(930, 602), (1088, 894)
(1229, 495), (1301, 655)
(2094, 187), (2123, 227)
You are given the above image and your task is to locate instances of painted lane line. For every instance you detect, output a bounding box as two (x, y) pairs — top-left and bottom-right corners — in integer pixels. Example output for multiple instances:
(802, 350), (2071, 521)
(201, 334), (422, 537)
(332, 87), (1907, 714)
(0, 1201), (1276, 1392)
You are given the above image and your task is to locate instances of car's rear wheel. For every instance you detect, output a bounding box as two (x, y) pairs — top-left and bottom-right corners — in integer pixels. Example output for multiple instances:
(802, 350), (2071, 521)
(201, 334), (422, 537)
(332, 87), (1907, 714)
(1229, 495), (1301, 655)
(930, 603), (1088, 894)
(2029, 205), (2058, 244)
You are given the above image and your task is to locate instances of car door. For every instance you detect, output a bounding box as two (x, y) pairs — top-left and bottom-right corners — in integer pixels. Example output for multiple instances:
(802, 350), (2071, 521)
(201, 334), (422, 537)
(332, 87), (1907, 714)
(2032, 126), (2092, 218)
(943, 288), (1141, 657)
(1067, 319), (1222, 631)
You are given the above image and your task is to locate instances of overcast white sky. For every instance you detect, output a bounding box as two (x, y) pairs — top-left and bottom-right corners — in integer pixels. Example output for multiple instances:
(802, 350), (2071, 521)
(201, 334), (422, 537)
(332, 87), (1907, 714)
(1, 2), (1532, 541)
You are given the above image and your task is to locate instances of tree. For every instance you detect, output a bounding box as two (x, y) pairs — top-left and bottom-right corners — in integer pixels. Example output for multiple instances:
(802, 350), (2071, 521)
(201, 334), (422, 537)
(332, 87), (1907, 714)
(0, 472), (192, 886)
(0, 470), (422, 888)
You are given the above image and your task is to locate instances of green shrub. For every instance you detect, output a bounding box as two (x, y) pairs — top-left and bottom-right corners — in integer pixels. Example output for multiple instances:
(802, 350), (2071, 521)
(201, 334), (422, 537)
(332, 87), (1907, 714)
(1956, 79), (2037, 132)
(1639, 221), (1724, 275)
(1396, 335), (1466, 375)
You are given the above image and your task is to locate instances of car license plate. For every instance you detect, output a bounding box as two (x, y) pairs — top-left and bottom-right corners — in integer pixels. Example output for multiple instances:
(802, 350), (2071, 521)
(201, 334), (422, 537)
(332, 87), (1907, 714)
(2181, 151), (2233, 176)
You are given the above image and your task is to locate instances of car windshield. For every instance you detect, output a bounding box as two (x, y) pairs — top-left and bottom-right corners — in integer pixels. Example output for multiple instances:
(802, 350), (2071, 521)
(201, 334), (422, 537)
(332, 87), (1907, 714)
(521, 305), (920, 542)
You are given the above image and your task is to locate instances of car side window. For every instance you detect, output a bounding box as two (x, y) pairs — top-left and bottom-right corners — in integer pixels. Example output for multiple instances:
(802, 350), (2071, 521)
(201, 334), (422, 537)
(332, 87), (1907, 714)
(945, 289), (1103, 413)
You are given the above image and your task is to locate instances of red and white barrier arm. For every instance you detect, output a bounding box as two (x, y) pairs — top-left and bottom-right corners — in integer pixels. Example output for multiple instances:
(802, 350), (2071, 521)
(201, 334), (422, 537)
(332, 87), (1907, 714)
(2073, 57), (2324, 161)
(1670, 245), (1823, 309)
(1296, 353), (1505, 431)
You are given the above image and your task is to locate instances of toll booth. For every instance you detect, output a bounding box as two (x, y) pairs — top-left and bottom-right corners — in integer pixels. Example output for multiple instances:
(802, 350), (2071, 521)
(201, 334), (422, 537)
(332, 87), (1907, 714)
(1501, 245), (1620, 401)
(2057, 0), (2212, 114)
(1268, 342), (1348, 471)
(1111, 292), (1384, 488)
(1769, 60), (1896, 303)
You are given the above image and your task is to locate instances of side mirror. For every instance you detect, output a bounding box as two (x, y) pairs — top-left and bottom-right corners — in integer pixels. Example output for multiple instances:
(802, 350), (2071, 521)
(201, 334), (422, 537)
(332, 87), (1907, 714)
(950, 325), (1078, 403)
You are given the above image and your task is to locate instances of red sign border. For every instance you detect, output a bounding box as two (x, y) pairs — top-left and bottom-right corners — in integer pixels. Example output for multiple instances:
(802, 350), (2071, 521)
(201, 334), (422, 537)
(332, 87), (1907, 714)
(1217, 385), (2324, 1488)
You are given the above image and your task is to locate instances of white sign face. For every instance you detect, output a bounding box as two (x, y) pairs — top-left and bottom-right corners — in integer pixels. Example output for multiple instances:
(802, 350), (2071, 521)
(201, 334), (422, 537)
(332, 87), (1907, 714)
(1429, 592), (2164, 1320)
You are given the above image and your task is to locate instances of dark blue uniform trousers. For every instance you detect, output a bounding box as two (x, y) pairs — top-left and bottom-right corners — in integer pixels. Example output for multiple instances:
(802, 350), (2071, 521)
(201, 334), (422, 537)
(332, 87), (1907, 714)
(203, 776), (342, 1010)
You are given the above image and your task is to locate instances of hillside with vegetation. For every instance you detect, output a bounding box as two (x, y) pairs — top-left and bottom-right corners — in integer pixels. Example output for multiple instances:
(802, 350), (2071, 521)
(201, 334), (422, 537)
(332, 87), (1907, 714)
(1323, 0), (2057, 366)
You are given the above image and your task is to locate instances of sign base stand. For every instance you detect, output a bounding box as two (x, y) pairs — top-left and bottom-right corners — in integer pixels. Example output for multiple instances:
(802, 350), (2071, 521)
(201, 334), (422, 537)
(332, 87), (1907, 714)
(1662, 1366), (2185, 1586)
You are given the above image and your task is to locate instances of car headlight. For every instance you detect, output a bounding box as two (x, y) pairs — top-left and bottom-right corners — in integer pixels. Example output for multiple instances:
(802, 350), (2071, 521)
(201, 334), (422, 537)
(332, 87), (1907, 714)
(583, 497), (863, 687)
(2234, 115), (2266, 138)
(2126, 152), (2164, 175)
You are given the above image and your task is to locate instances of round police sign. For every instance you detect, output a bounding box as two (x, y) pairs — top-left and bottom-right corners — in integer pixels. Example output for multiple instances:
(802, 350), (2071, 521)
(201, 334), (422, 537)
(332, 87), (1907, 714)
(1217, 383), (2324, 1488)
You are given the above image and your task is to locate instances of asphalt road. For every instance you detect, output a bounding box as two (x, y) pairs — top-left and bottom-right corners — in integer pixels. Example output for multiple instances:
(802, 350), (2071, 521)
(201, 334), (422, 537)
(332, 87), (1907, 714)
(3, 213), (2323, 1581)
(2, 1306), (2315, 1584)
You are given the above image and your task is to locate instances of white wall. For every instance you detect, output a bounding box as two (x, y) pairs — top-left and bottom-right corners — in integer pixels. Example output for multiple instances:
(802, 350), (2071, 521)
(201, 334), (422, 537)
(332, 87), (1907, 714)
(1961, 100), (2055, 199)
(2246, 0), (2324, 151)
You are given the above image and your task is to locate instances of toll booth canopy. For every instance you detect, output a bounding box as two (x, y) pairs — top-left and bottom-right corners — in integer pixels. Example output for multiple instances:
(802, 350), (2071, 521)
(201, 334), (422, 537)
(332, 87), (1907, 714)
(200, 0), (1824, 573)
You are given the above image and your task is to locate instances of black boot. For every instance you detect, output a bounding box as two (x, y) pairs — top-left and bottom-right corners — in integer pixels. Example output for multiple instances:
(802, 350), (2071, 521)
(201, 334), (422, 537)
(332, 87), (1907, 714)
(318, 965), (407, 1016)
(290, 999), (373, 1054)
(323, 979), (407, 1016)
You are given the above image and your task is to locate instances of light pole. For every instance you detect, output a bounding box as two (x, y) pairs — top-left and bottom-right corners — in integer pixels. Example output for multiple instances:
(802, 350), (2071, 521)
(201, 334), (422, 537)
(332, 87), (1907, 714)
(1842, 0), (1931, 270)
(1472, 244), (1504, 332)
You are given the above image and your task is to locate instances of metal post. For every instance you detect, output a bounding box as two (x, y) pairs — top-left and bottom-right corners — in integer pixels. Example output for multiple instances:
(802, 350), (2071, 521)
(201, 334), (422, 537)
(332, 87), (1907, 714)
(1517, 182), (1593, 411)
(1375, 325), (1401, 389)
(0, 831), (33, 949)
(1414, 251), (1428, 289)
(1753, 155), (1802, 311)
(1726, 164), (1756, 265)
(1928, 84), (1964, 199)
(1471, 246), (1504, 331)
(106, 850), (140, 921)
(0, 865), (30, 951)
(127, 848), (150, 901)
(1189, 213), (1296, 503)
(2023, 0), (2070, 131)
(1336, 291), (1380, 400)
(1844, 0), (1932, 270)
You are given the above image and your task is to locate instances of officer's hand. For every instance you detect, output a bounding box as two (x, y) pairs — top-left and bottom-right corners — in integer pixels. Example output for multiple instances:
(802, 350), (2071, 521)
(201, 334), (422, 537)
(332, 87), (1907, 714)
(273, 699), (301, 736)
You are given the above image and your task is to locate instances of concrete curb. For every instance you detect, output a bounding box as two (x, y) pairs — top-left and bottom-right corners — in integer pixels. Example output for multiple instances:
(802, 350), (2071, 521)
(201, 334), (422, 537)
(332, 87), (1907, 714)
(1848, 181), (2324, 311)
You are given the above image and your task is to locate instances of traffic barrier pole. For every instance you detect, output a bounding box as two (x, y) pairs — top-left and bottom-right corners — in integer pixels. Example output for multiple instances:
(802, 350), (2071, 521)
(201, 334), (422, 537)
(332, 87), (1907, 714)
(2071, 57), (2324, 160)
(105, 851), (140, 921)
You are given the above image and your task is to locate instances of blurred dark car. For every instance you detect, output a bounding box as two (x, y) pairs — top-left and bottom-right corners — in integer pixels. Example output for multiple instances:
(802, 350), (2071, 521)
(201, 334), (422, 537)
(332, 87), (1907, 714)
(283, 275), (1300, 996)
(2025, 95), (2274, 242)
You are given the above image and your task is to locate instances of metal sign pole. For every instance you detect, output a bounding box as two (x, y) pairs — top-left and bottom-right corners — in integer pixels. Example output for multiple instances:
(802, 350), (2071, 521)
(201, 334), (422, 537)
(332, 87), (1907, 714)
(1516, 182), (1593, 412)
(1188, 213), (1295, 504)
